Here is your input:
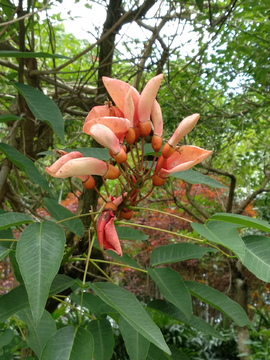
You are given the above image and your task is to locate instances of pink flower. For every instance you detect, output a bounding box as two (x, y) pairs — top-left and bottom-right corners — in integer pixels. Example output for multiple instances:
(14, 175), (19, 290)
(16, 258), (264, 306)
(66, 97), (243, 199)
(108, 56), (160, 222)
(83, 105), (130, 143)
(138, 73), (163, 137)
(89, 124), (127, 163)
(151, 100), (163, 152)
(162, 114), (200, 158)
(85, 75), (164, 146)
(153, 145), (212, 186)
(97, 209), (122, 257)
(45, 151), (120, 188)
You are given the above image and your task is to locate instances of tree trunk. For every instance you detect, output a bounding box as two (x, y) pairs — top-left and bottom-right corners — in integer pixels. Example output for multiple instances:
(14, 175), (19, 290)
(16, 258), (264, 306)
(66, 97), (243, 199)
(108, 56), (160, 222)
(230, 259), (251, 358)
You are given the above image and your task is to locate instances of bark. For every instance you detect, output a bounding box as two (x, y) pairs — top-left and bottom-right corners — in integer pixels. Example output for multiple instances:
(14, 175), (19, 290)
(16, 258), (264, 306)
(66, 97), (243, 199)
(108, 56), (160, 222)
(230, 259), (251, 359)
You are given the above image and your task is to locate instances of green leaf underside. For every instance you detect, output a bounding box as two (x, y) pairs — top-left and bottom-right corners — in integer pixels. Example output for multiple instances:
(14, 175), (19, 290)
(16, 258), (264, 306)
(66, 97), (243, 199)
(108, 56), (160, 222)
(0, 212), (33, 231)
(0, 51), (70, 59)
(107, 250), (141, 269)
(87, 319), (114, 360)
(44, 198), (84, 237)
(0, 143), (52, 194)
(115, 225), (149, 241)
(13, 83), (65, 143)
(243, 235), (270, 282)
(191, 221), (245, 261)
(0, 285), (29, 322)
(185, 281), (252, 327)
(150, 243), (217, 266)
(146, 343), (171, 360)
(148, 268), (192, 319)
(170, 169), (227, 189)
(147, 300), (224, 340)
(209, 213), (270, 233)
(0, 274), (75, 322)
(40, 326), (94, 360)
(91, 282), (170, 354)
(16, 309), (56, 358)
(16, 221), (65, 324)
(119, 316), (150, 360)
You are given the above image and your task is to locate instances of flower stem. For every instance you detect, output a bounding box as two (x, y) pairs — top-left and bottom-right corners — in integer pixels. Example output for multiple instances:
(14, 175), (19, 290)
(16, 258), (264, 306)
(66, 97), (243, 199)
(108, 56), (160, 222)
(130, 206), (192, 223)
(116, 220), (203, 242)
(80, 229), (94, 324)
(56, 211), (100, 224)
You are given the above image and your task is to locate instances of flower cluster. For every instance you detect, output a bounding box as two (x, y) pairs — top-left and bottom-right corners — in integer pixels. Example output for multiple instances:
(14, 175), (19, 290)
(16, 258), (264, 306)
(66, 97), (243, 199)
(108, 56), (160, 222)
(46, 74), (212, 257)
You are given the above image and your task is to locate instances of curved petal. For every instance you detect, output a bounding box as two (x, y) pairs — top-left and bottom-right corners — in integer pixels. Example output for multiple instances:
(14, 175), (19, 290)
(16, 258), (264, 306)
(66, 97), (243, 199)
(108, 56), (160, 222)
(51, 157), (109, 178)
(97, 210), (122, 256)
(124, 88), (135, 126)
(151, 100), (163, 152)
(159, 146), (212, 178)
(45, 151), (83, 176)
(104, 216), (122, 256)
(85, 105), (113, 122)
(138, 74), (163, 124)
(83, 116), (130, 138)
(168, 113), (200, 148)
(90, 124), (122, 155)
(151, 100), (163, 137)
(102, 77), (140, 114)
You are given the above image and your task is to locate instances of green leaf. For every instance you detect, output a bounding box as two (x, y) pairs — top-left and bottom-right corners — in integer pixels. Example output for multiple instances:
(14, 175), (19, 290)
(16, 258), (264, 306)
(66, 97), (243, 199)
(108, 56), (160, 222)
(9, 252), (24, 283)
(0, 285), (29, 322)
(87, 319), (114, 360)
(146, 343), (171, 360)
(0, 143), (52, 194)
(0, 275), (73, 323)
(1, 335), (24, 360)
(195, 0), (204, 12)
(115, 225), (149, 241)
(91, 282), (170, 354)
(147, 300), (224, 340)
(191, 221), (245, 261)
(74, 147), (110, 160)
(0, 114), (22, 122)
(13, 83), (65, 144)
(0, 330), (14, 348)
(49, 274), (76, 296)
(185, 281), (252, 327)
(170, 169), (227, 189)
(107, 250), (141, 269)
(242, 235), (270, 282)
(16, 308), (56, 358)
(119, 316), (150, 360)
(0, 212), (33, 231)
(0, 51), (70, 59)
(148, 268), (192, 319)
(16, 221), (65, 324)
(169, 346), (190, 360)
(150, 243), (217, 266)
(209, 213), (270, 233)
(0, 244), (11, 262)
(44, 198), (84, 237)
(39, 147), (111, 160)
(40, 326), (94, 360)
(70, 292), (117, 318)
